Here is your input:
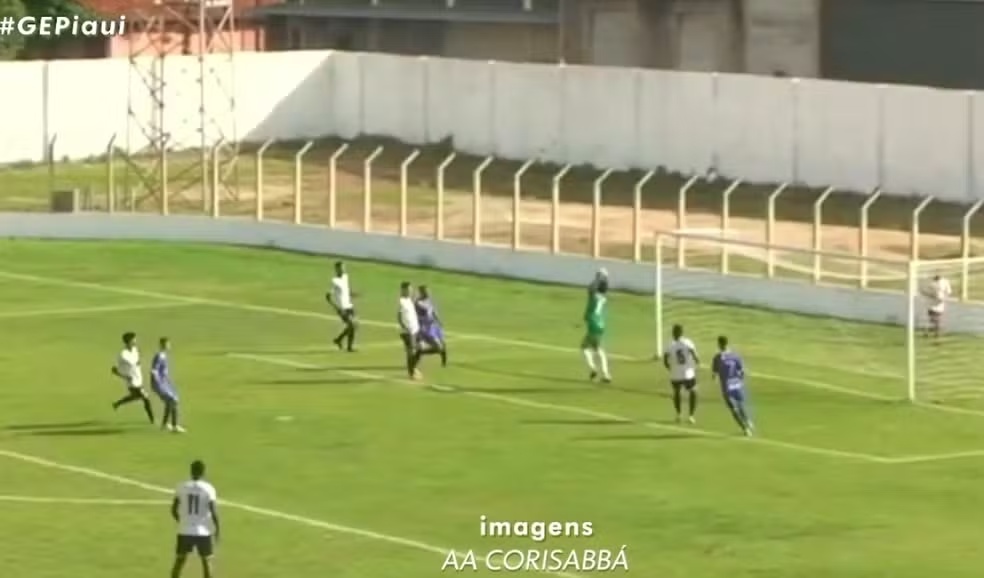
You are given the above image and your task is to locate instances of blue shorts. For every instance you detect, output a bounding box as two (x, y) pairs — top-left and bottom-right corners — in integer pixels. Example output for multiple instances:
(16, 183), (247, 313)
(724, 385), (745, 404)
(420, 324), (444, 343)
(153, 382), (179, 403)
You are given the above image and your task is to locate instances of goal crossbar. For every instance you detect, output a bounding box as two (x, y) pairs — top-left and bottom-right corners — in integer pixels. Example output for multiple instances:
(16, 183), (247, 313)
(656, 229), (906, 267)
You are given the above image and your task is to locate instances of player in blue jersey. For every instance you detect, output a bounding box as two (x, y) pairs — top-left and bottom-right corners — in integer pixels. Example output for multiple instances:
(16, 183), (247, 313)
(151, 337), (185, 434)
(414, 286), (448, 368)
(710, 335), (753, 437)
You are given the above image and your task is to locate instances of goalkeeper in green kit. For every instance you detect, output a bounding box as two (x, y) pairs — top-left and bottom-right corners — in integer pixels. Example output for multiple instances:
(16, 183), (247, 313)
(582, 269), (612, 383)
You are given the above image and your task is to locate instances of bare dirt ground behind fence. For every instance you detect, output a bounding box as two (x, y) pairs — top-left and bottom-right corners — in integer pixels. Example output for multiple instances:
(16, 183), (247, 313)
(26, 139), (984, 270)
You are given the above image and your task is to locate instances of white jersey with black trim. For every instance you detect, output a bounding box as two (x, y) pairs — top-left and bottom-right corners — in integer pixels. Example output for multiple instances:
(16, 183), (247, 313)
(174, 479), (217, 537)
(664, 337), (698, 381)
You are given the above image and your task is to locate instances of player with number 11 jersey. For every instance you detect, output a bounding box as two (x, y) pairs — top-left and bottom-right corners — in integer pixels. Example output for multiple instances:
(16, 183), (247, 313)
(171, 460), (220, 578)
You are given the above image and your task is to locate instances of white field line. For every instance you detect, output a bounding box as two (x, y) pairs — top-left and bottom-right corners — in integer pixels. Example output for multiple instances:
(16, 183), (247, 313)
(229, 353), (891, 464)
(244, 334), (484, 354)
(0, 450), (578, 578)
(0, 494), (165, 506)
(234, 353), (984, 466)
(0, 301), (194, 319)
(885, 449), (984, 464)
(1, 269), (983, 420)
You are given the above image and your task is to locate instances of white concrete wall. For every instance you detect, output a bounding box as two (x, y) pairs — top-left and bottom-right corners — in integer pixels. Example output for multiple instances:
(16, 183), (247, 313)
(3, 51), (984, 202)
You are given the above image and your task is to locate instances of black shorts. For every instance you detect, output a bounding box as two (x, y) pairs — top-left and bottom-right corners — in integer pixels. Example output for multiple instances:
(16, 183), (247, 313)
(338, 308), (356, 322)
(176, 534), (214, 557)
(928, 309), (942, 320)
(128, 385), (147, 397)
(399, 331), (418, 351)
(671, 378), (697, 390)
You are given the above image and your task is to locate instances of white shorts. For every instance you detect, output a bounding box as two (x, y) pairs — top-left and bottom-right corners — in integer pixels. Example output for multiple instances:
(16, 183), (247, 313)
(669, 370), (696, 382)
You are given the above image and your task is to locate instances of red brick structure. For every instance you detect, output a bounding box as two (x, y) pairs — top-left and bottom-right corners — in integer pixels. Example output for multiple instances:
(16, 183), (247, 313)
(28, 0), (270, 59)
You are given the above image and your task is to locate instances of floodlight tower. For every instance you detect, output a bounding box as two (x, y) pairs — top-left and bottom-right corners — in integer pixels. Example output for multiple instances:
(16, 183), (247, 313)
(124, 0), (239, 213)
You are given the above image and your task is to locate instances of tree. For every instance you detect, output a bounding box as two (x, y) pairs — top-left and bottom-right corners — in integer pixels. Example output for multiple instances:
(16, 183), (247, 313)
(0, 0), (26, 60)
(22, 0), (94, 58)
(24, 0), (91, 19)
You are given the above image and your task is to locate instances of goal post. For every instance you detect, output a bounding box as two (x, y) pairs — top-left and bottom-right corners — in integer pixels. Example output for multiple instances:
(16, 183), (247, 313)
(653, 230), (984, 403)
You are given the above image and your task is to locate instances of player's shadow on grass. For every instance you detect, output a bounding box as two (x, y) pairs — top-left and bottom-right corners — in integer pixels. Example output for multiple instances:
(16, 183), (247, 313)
(2, 420), (105, 431)
(22, 427), (132, 437)
(3, 421), (136, 437)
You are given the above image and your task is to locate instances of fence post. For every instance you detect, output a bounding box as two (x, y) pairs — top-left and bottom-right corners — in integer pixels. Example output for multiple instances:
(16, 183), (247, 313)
(255, 139), (275, 221)
(473, 156), (494, 245)
(632, 170), (655, 262)
(293, 141), (314, 225)
(812, 186), (835, 283)
(960, 199), (984, 301)
(160, 135), (168, 215)
(592, 169), (613, 258)
(910, 195), (934, 261)
(435, 152), (456, 240)
(327, 142), (349, 228)
(765, 183), (788, 277)
(512, 158), (536, 250)
(551, 164), (573, 253)
(719, 178), (742, 274)
(363, 146), (384, 232)
(46, 134), (57, 197)
(677, 175), (700, 268)
(105, 135), (116, 213)
(210, 139), (223, 218)
(399, 149), (421, 237)
(859, 188), (882, 288)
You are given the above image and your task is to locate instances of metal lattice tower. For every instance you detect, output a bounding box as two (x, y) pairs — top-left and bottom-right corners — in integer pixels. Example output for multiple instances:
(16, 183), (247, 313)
(124, 0), (239, 213)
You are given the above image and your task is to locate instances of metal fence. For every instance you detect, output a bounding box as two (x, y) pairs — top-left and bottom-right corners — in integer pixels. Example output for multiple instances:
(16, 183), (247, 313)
(25, 135), (984, 302)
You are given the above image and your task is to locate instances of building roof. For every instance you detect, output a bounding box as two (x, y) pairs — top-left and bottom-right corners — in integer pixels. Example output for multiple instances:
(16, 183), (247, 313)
(250, 0), (559, 24)
(78, 0), (152, 16)
(80, 0), (272, 18)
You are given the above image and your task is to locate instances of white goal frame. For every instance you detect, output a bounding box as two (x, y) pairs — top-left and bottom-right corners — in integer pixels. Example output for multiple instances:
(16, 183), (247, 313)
(649, 230), (984, 402)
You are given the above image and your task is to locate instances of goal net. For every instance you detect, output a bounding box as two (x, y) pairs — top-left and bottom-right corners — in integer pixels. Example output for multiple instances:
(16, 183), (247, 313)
(653, 230), (984, 402)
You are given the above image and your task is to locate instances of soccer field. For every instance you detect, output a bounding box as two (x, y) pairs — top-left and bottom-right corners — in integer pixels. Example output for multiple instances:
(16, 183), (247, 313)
(3, 240), (984, 577)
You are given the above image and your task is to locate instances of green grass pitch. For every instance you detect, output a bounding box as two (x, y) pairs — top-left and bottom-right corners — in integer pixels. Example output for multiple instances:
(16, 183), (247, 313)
(3, 240), (984, 577)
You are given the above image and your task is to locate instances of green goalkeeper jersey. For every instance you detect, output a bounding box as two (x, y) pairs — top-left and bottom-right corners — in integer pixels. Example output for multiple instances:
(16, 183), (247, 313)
(584, 291), (607, 332)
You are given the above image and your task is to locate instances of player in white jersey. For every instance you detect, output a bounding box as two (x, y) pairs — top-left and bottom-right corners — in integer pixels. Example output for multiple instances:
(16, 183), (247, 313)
(924, 274), (952, 339)
(397, 281), (422, 379)
(171, 460), (220, 578)
(110, 331), (155, 424)
(662, 324), (701, 424)
(327, 261), (359, 352)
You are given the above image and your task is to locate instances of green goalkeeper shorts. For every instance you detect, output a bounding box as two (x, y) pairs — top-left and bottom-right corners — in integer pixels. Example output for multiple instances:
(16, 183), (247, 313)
(582, 326), (604, 348)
